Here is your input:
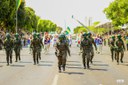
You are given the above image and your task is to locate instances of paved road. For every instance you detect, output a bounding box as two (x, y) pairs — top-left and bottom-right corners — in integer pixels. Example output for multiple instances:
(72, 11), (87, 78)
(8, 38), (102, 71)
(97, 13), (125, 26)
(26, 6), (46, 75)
(0, 43), (128, 85)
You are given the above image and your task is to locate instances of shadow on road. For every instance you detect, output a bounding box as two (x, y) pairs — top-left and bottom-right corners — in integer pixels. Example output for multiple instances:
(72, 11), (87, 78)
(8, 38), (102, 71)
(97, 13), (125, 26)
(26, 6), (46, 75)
(93, 61), (102, 63)
(67, 61), (80, 63)
(38, 64), (53, 67)
(89, 68), (108, 71)
(63, 71), (84, 75)
(121, 64), (128, 66)
(0, 61), (7, 63)
(40, 61), (54, 63)
(93, 64), (109, 66)
(20, 61), (32, 63)
(67, 64), (82, 66)
(66, 66), (83, 69)
(10, 65), (25, 67)
(0, 65), (3, 67)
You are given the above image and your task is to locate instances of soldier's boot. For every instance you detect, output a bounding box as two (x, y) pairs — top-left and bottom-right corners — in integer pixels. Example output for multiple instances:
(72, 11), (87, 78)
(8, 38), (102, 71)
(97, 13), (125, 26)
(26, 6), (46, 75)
(120, 54), (124, 63)
(87, 58), (90, 69)
(19, 54), (21, 61)
(111, 55), (114, 62)
(10, 55), (12, 64)
(37, 56), (39, 64)
(6, 56), (9, 66)
(63, 64), (66, 71)
(117, 61), (119, 65)
(58, 66), (61, 73)
(39, 53), (41, 60)
(90, 58), (93, 64)
(117, 58), (119, 65)
(111, 50), (114, 61)
(7, 57), (9, 66)
(10, 59), (12, 64)
(116, 53), (119, 65)
(7, 63), (9, 66)
(15, 55), (18, 62)
(83, 63), (86, 69)
(33, 58), (36, 65)
(115, 53), (117, 60)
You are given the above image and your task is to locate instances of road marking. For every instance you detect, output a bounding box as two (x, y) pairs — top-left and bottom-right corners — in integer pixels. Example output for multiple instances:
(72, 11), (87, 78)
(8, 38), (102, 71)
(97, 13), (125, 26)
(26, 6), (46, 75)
(52, 75), (59, 85)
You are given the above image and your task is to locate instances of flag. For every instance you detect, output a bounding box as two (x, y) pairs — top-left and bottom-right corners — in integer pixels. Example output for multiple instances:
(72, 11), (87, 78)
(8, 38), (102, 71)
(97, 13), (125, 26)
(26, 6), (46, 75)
(65, 26), (71, 34)
(16, 0), (22, 10)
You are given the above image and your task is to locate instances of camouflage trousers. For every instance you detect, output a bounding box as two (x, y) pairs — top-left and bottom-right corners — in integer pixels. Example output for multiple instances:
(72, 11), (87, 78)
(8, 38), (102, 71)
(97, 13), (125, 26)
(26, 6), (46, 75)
(110, 48), (116, 62)
(82, 50), (91, 69)
(90, 47), (94, 63)
(5, 50), (13, 65)
(38, 48), (42, 60)
(32, 49), (40, 65)
(57, 51), (67, 72)
(116, 49), (124, 64)
(14, 48), (21, 62)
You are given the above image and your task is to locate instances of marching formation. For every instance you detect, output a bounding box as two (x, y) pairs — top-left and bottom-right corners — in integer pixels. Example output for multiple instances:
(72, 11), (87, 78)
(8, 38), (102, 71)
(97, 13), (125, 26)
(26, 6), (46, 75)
(0, 31), (127, 73)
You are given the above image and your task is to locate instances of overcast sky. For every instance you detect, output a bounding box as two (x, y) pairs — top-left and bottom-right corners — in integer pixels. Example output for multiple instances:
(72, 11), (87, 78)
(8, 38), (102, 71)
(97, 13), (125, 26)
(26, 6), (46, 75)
(25, 0), (114, 30)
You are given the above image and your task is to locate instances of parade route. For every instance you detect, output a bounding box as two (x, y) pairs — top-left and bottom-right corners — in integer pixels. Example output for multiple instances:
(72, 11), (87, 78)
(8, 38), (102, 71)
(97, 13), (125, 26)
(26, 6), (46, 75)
(0, 43), (128, 85)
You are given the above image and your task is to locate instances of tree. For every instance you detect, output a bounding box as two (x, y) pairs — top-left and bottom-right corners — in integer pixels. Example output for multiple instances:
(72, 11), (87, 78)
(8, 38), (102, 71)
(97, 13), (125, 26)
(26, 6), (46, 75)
(24, 7), (38, 32)
(0, 1), (57, 33)
(104, 0), (128, 26)
(0, 0), (26, 32)
(73, 26), (87, 34)
(56, 26), (63, 34)
(37, 19), (57, 32)
(0, 0), (16, 31)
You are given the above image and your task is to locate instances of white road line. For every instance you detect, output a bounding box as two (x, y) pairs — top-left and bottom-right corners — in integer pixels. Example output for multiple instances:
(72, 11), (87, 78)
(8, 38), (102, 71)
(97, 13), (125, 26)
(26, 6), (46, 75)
(52, 75), (59, 85)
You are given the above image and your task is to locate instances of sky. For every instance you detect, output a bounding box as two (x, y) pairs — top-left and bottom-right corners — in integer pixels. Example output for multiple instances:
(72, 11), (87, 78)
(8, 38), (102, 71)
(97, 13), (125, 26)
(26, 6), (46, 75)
(25, 0), (114, 31)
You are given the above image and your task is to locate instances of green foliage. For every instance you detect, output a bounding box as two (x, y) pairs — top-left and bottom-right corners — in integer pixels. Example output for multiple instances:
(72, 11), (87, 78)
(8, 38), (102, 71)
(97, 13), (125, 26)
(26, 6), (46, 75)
(104, 0), (128, 26)
(17, 2), (25, 29)
(56, 26), (63, 34)
(0, 1), (57, 33)
(0, 0), (16, 31)
(74, 26), (87, 34)
(88, 22), (109, 35)
(24, 7), (38, 32)
(37, 19), (57, 32)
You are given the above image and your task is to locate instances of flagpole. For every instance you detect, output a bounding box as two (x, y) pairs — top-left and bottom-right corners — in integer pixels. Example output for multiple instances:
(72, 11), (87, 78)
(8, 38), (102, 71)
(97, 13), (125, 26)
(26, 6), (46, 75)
(16, 0), (18, 33)
(16, 9), (18, 33)
(64, 20), (66, 30)
(72, 15), (94, 34)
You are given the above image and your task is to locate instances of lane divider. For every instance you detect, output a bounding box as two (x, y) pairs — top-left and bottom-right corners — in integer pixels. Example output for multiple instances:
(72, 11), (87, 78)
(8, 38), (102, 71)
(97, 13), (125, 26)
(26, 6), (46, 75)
(52, 75), (59, 85)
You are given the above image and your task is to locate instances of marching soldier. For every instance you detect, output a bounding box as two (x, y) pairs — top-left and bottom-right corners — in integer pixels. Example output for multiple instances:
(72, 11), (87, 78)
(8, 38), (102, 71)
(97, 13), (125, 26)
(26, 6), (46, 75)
(4, 33), (13, 66)
(37, 33), (43, 60)
(55, 34), (70, 73)
(87, 32), (97, 64)
(30, 32), (41, 65)
(115, 34), (125, 65)
(13, 33), (22, 62)
(80, 33), (91, 69)
(109, 35), (116, 62)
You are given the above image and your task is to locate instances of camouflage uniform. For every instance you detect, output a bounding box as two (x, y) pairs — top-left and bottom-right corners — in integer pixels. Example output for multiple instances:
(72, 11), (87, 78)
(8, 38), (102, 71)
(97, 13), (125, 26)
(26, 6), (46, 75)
(37, 33), (43, 60)
(80, 33), (91, 69)
(30, 32), (41, 65)
(13, 33), (22, 62)
(115, 34), (125, 64)
(4, 33), (13, 66)
(55, 34), (70, 73)
(87, 32), (97, 64)
(0, 38), (3, 50)
(109, 36), (116, 62)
